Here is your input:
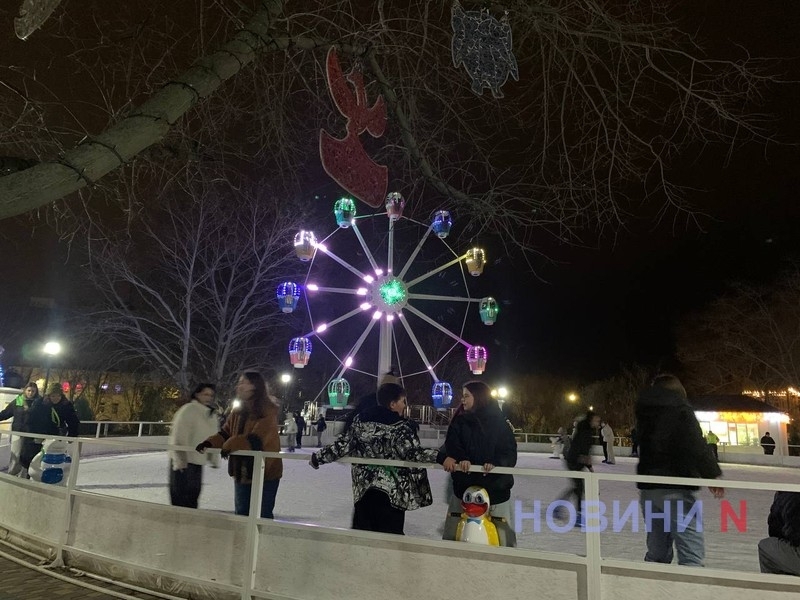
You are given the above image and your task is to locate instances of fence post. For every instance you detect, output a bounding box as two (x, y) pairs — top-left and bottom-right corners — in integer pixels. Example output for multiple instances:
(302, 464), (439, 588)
(240, 452), (266, 600)
(138, 422), (144, 437)
(49, 439), (82, 568)
(583, 470), (602, 600)
(95, 422), (101, 438)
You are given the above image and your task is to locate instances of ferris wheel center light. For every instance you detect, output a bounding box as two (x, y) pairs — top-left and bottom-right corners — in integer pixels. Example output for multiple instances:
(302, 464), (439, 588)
(379, 279), (406, 305)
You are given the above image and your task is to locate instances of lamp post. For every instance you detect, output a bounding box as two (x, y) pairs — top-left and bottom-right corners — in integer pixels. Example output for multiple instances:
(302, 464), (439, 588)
(491, 386), (510, 412)
(567, 392), (578, 403)
(43, 341), (62, 392)
(280, 373), (292, 408)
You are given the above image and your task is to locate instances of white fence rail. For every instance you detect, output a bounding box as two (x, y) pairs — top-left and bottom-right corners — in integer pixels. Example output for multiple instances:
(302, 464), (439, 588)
(1, 430), (800, 600)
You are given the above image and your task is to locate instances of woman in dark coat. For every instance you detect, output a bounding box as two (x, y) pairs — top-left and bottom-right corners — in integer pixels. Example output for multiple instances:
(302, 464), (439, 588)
(437, 380), (518, 545)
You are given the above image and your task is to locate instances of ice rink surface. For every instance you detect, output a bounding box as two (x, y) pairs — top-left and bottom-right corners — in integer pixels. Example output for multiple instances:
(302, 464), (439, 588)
(75, 449), (791, 572)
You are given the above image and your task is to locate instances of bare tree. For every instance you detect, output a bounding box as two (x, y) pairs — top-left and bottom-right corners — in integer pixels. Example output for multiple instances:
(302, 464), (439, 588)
(580, 363), (650, 429)
(0, 0), (782, 262)
(82, 172), (307, 392)
(677, 270), (800, 395)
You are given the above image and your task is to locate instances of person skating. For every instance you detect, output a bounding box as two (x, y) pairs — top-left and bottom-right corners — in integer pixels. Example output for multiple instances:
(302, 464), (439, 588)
(636, 374), (724, 567)
(555, 411), (600, 527)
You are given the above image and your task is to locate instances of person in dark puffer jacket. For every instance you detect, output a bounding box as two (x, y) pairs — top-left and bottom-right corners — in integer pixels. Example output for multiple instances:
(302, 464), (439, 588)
(437, 380), (518, 545)
(758, 492), (800, 575)
(310, 383), (437, 535)
(636, 374), (724, 567)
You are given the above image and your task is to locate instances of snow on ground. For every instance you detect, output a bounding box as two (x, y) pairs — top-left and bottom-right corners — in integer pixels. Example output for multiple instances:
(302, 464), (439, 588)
(74, 450), (791, 573)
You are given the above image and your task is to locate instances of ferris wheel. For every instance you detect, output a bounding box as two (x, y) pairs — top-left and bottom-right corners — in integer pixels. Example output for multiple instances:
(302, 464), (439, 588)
(276, 193), (500, 408)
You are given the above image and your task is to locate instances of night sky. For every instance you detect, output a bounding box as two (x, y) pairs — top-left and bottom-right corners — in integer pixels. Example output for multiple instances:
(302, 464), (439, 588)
(1, 2), (800, 386)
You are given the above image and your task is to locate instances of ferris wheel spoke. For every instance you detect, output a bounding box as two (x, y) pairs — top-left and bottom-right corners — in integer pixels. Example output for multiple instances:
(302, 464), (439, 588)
(351, 222), (381, 273)
(387, 220), (395, 274)
(334, 318), (379, 379)
(397, 225), (433, 279)
(407, 293), (479, 303)
(315, 244), (369, 281)
(302, 306), (364, 338)
(306, 285), (369, 296)
(397, 313), (439, 382)
(405, 254), (465, 289)
(403, 304), (471, 348)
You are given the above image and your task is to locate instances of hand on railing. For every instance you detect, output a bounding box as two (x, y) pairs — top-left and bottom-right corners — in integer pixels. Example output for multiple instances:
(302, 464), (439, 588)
(195, 441), (212, 453)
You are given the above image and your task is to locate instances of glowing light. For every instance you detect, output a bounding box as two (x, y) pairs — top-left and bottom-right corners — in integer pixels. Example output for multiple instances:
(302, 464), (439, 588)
(316, 243), (328, 252)
(356, 288), (368, 296)
(232, 399), (242, 409)
(276, 282), (301, 313)
(466, 345), (488, 375)
(334, 198), (357, 228)
(360, 302), (371, 310)
(379, 278), (406, 306)
(288, 337), (312, 368)
(694, 411), (719, 422)
(344, 357), (353, 367)
(567, 393), (578, 402)
(306, 283), (319, 291)
(387, 314), (395, 321)
(465, 248), (486, 276)
(372, 311), (382, 320)
(375, 268), (384, 276)
(294, 231), (317, 261)
(43, 341), (62, 356)
(364, 275), (374, 283)
(432, 382), (453, 408)
(280, 373), (292, 384)
(316, 324), (328, 333)
(432, 210), (453, 239)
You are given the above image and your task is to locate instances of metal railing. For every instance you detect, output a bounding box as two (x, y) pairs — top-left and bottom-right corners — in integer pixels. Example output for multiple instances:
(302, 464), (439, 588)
(2, 430), (800, 600)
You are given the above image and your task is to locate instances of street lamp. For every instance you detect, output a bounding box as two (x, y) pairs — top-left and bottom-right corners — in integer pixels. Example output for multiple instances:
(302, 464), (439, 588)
(491, 386), (509, 410)
(43, 341), (62, 392)
(280, 373), (292, 407)
(567, 393), (578, 403)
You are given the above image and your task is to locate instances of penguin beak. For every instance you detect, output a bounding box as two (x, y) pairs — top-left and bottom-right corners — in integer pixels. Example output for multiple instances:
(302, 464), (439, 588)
(462, 502), (487, 517)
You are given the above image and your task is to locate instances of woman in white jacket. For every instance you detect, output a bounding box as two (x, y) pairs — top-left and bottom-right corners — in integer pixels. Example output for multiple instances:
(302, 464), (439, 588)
(169, 383), (220, 508)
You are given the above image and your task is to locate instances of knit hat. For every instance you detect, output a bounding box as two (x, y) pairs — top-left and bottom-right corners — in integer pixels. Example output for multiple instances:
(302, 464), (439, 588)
(47, 382), (62, 396)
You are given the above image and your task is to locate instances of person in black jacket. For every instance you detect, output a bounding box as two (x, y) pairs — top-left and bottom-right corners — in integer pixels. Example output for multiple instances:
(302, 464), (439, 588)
(636, 374), (724, 567)
(555, 411), (600, 526)
(294, 411), (306, 449)
(437, 380), (518, 545)
(758, 492), (800, 575)
(0, 383), (41, 475)
(760, 432), (776, 455)
(21, 382), (80, 474)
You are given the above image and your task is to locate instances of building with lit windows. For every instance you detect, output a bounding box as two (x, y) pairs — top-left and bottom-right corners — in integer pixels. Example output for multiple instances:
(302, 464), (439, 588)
(690, 394), (790, 456)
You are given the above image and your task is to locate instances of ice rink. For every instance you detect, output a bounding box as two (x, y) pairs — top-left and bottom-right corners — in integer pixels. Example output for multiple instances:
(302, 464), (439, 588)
(72, 448), (790, 573)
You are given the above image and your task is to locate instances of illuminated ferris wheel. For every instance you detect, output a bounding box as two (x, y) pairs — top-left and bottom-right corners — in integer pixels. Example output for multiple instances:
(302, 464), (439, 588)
(276, 193), (500, 408)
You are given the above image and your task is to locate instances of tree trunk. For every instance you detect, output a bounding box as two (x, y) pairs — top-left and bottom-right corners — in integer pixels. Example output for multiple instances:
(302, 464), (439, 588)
(0, 0), (290, 220)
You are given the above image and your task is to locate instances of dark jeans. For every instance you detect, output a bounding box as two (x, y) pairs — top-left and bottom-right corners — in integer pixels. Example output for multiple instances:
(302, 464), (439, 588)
(295, 431), (303, 448)
(170, 462), (203, 508)
(602, 442), (609, 461)
(20, 439), (42, 469)
(708, 444), (718, 460)
(352, 488), (405, 534)
(558, 467), (587, 514)
(234, 478), (280, 518)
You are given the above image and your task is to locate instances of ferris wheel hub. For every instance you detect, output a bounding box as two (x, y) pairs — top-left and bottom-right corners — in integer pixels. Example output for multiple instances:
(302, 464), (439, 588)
(370, 276), (408, 314)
